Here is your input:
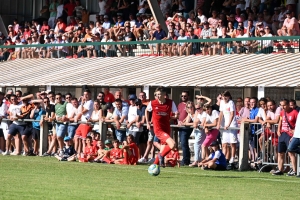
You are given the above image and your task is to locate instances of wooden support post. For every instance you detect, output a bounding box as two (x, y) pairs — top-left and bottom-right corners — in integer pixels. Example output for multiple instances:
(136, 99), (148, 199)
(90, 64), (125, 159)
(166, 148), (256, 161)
(39, 115), (48, 156)
(238, 122), (250, 171)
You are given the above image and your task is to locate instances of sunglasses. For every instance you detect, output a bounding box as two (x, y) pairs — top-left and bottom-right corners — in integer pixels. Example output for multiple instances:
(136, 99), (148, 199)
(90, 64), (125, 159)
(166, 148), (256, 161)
(181, 95), (187, 98)
(44, 101), (49, 103)
(195, 107), (201, 110)
(56, 97), (61, 99)
(186, 106), (193, 109)
(65, 97), (70, 99)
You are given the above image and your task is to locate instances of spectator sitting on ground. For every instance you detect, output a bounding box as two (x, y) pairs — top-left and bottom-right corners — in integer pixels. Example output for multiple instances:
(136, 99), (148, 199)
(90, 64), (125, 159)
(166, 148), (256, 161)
(79, 136), (97, 162)
(54, 136), (76, 161)
(165, 147), (180, 167)
(198, 141), (227, 170)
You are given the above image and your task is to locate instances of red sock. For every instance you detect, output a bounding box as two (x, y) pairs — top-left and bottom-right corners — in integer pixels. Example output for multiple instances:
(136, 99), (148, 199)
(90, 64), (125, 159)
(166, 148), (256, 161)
(154, 156), (159, 165)
(103, 156), (112, 164)
(123, 151), (129, 165)
(160, 145), (171, 157)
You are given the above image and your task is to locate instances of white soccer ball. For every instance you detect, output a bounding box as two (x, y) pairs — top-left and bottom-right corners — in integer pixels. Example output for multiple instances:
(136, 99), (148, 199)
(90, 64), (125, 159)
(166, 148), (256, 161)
(148, 164), (160, 176)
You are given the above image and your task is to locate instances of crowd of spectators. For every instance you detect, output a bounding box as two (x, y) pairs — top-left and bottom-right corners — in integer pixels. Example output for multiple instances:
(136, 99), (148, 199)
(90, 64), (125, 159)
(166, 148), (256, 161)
(0, 0), (299, 61)
(1, 87), (300, 174)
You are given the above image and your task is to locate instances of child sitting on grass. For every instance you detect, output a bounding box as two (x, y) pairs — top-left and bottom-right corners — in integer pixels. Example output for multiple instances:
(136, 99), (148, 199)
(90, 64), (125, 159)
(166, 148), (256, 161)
(165, 147), (180, 167)
(55, 136), (76, 161)
(109, 140), (123, 163)
(93, 140), (112, 163)
(90, 131), (100, 149)
(78, 136), (97, 162)
(115, 134), (139, 165)
(198, 141), (227, 170)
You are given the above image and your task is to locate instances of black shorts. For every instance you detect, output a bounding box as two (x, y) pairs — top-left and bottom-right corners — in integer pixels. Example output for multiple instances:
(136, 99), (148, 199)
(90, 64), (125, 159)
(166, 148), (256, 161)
(0, 129), (4, 137)
(22, 125), (33, 137)
(32, 128), (40, 140)
(278, 132), (291, 153)
(215, 164), (227, 170)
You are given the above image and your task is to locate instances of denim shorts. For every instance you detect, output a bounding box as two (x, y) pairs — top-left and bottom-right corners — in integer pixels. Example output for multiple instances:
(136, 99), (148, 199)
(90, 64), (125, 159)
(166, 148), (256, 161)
(56, 123), (68, 138)
(287, 137), (300, 154)
(68, 125), (78, 138)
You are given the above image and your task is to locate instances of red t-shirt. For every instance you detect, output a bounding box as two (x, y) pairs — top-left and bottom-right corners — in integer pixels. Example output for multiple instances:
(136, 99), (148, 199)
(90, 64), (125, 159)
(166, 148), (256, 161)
(166, 150), (179, 166)
(129, 143), (139, 159)
(110, 148), (122, 159)
(104, 93), (115, 103)
(280, 109), (298, 136)
(40, 25), (50, 33)
(64, 3), (76, 16)
(151, 99), (173, 135)
(84, 145), (97, 156)
(92, 140), (98, 149)
(177, 102), (187, 122)
(23, 31), (31, 39)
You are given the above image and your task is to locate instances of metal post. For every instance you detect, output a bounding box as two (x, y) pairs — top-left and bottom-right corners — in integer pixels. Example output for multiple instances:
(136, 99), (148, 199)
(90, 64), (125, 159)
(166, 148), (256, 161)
(39, 115), (48, 156)
(297, 154), (300, 176)
(238, 122), (250, 171)
(100, 121), (107, 142)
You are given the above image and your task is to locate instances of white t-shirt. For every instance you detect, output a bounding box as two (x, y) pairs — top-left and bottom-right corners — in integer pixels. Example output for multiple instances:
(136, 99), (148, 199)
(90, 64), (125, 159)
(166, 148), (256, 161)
(256, 107), (267, 121)
(197, 15), (207, 24)
(67, 103), (74, 118)
(101, 38), (116, 50)
(262, 34), (273, 47)
(197, 111), (207, 123)
(267, 107), (281, 120)
(9, 104), (26, 125)
(98, 1), (106, 15)
(80, 100), (94, 121)
(128, 105), (142, 132)
(236, 34), (249, 45)
(219, 100), (238, 127)
(206, 110), (219, 124)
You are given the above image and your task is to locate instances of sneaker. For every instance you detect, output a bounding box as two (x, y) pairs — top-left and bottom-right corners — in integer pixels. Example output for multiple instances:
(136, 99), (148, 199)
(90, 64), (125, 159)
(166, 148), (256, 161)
(272, 170), (284, 176)
(51, 152), (57, 157)
(59, 150), (63, 157)
(286, 170), (296, 176)
(2, 151), (10, 156)
(147, 158), (155, 164)
(229, 157), (234, 164)
(158, 153), (165, 168)
(11, 152), (20, 156)
(42, 152), (51, 157)
(138, 157), (147, 163)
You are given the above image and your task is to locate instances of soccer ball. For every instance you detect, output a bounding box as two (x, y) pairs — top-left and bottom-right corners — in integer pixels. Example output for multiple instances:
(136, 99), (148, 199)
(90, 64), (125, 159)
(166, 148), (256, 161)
(148, 164), (160, 176)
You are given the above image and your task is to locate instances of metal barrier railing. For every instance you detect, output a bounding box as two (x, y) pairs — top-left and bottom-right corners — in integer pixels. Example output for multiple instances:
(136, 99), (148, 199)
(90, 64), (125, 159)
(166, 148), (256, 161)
(0, 36), (300, 59)
(1, 118), (299, 173)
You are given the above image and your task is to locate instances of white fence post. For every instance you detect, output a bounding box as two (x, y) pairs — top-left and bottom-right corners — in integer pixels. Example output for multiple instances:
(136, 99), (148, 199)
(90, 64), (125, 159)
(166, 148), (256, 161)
(39, 115), (48, 156)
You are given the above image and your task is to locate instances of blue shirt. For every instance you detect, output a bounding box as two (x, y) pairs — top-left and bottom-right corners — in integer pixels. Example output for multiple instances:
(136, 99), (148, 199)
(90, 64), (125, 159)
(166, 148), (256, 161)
(209, 150), (227, 167)
(250, 107), (259, 134)
(116, 21), (124, 27)
(32, 109), (46, 130)
(153, 30), (167, 40)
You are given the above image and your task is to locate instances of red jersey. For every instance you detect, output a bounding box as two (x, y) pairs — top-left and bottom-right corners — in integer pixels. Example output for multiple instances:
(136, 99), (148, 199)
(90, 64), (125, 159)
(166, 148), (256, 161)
(151, 99), (173, 135)
(166, 150), (179, 167)
(84, 145), (97, 156)
(280, 109), (298, 136)
(128, 143), (139, 159)
(104, 93), (115, 103)
(110, 148), (122, 159)
(92, 140), (98, 150)
(64, 3), (76, 16)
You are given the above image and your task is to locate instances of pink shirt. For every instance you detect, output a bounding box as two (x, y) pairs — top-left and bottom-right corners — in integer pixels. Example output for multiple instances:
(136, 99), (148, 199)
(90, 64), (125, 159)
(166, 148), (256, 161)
(208, 17), (219, 28)
(177, 102), (188, 122)
(267, 107), (281, 120)
(283, 17), (300, 34)
(239, 107), (250, 119)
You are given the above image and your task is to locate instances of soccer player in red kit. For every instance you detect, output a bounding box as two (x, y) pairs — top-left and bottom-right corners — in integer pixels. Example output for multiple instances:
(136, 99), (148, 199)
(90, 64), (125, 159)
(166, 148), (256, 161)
(145, 87), (178, 167)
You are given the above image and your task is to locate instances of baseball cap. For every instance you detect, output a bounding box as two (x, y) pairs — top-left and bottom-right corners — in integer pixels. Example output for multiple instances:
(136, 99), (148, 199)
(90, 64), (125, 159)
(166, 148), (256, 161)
(106, 102), (113, 109)
(257, 22), (263, 26)
(64, 136), (71, 142)
(104, 15), (108, 18)
(210, 141), (219, 146)
(135, 99), (142, 105)
(105, 139), (112, 145)
(203, 21), (209, 25)
(286, 10), (291, 14)
(8, 24), (13, 28)
(167, 17), (172, 21)
(129, 94), (137, 100)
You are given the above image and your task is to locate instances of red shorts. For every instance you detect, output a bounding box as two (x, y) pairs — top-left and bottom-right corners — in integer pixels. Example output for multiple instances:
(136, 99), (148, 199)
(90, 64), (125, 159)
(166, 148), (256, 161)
(264, 128), (278, 146)
(166, 160), (177, 167)
(75, 124), (92, 139)
(120, 155), (138, 165)
(155, 131), (171, 145)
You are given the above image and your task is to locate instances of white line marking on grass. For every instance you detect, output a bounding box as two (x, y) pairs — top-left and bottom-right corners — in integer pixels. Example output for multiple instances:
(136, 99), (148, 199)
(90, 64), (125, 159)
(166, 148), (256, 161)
(4, 157), (300, 183)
